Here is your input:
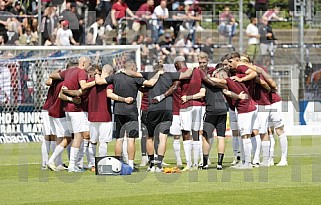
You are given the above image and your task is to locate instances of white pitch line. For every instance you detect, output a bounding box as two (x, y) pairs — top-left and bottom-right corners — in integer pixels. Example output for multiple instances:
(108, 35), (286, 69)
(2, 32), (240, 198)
(0, 162), (40, 166)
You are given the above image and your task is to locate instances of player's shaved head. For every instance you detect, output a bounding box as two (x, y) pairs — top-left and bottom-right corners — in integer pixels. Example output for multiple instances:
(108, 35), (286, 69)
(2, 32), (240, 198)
(124, 60), (137, 71)
(174, 56), (187, 71)
(78, 56), (92, 70)
(102, 64), (115, 75)
(173, 56), (185, 64)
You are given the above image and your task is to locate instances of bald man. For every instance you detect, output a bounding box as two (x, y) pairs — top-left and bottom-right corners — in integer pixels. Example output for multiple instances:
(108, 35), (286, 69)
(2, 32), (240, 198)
(49, 57), (96, 172)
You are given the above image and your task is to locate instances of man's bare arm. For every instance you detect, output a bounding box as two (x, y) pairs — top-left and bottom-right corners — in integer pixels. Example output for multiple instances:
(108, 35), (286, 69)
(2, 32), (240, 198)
(49, 69), (63, 80)
(179, 67), (194, 79)
(255, 77), (271, 92)
(181, 88), (205, 103)
(210, 77), (227, 85)
(152, 80), (181, 104)
(202, 76), (228, 89)
(106, 88), (133, 104)
(58, 90), (81, 104)
(61, 86), (83, 97)
(143, 70), (163, 87)
(223, 89), (248, 100)
(79, 80), (95, 90)
(95, 74), (108, 85)
(45, 78), (52, 86)
(238, 62), (277, 89)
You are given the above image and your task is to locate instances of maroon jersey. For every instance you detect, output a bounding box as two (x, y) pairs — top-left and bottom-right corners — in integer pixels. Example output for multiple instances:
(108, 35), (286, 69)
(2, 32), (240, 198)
(42, 84), (55, 110)
(88, 82), (113, 122)
(60, 67), (87, 112)
(235, 65), (256, 98)
(270, 91), (282, 104)
(253, 74), (271, 105)
(225, 96), (236, 111)
(141, 91), (149, 111)
(48, 80), (66, 118)
(179, 67), (204, 109)
(225, 78), (256, 114)
(172, 86), (181, 115)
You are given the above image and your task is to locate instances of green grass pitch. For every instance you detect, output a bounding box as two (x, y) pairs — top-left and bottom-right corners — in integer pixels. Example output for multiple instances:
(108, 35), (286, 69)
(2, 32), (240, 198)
(0, 136), (321, 205)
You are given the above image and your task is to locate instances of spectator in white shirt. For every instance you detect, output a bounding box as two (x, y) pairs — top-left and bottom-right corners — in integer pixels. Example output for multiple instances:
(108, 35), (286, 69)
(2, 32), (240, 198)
(246, 17), (260, 62)
(152, 0), (169, 43)
(56, 20), (79, 46)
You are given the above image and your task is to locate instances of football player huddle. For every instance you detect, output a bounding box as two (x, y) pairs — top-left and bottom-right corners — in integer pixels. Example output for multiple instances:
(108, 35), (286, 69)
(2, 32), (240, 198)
(41, 51), (288, 173)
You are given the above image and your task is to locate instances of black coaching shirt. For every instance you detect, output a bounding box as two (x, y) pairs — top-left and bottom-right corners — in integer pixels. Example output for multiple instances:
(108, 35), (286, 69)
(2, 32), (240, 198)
(105, 73), (145, 116)
(204, 68), (228, 115)
(141, 71), (180, 112)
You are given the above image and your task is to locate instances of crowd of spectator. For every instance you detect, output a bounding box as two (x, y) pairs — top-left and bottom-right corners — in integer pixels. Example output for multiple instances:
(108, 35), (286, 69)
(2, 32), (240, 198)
(0, 0), (286, 64)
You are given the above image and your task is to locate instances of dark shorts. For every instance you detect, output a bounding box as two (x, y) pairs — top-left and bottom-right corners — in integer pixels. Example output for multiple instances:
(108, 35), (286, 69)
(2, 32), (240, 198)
(141, 110), (148, 137)
(114, 114), (139, 139)
(146, 110), (173, 138)
(203, 114), (227, 138)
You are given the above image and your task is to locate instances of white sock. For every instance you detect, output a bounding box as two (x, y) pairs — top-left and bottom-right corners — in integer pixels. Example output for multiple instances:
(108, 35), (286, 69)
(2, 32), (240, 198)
(56, 152), (63, 166)
(77, 140), (85, 168)
(240, 138), (245, 162)
(128, 160), (134, 169)
(183, 140), (192, 167)
(41, 140), (50, 166)
(98, 142), (107, 157)
(243, 138), (252, 164)
(50, 141), (56, 153)
(192, 140), (200, 167)
(253, 135), (261, 163)
(269, 134), (275, 160)
(199, 135), (203, 159)
(69, 147), (79, 168)
(122, 139), (128, 162)
(87, 143), (96, 167)
(261, 140), (270, 164)
(66, 141), (72, 160)
(173, 139), (182, 165)
(83, 139), (89, 166)
(251, 136), (257, 156)
(232, 136), (239, 157)
(279, 134), (288, 161)
(48, 145), (64, 165)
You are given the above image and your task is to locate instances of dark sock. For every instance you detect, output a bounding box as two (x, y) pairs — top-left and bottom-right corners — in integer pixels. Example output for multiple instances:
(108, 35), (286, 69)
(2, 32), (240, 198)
(203, 154), (209, 167)
(157, 155), (164, 169)
(218, 153), (224, 166)
(148, 155), (154, 167)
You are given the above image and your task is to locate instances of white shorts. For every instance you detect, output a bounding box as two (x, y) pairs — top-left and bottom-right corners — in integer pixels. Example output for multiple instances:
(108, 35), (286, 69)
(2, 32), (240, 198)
(84, 112), (90, 132)
(269, 101), (284, 128)
(237, 109), (257, 136)
(180, 106), (203, 131)
(256, 105), (271, 134)
(89, 122), (113, 143)
(199, 106), (206, 130)
(65, 112), (88, 133)
(52, 117), (71, 138)
(229, 108), (238, 131)
(41, 110), (54, 135)
(170, 115), (181, 136)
